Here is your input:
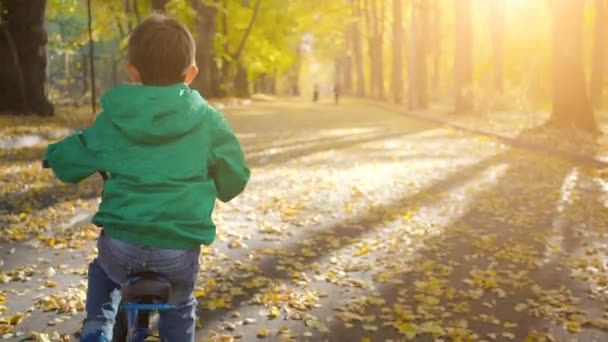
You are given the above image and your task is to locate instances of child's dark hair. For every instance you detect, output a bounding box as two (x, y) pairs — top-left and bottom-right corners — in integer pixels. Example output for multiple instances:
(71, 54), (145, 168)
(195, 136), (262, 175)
(128, 13), (196, 86)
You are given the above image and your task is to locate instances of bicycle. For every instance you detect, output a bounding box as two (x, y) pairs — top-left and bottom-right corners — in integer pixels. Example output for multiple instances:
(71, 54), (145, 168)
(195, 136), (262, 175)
(42, 160), (175, 342)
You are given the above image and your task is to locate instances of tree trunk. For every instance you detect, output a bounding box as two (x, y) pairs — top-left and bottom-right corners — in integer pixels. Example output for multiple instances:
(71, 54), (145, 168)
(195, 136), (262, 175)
(132, 0), (141, 24)
(219, 0), (230, 97)
(269, 70), (277, 94)
(418, 0), (429, 107)
(290, 47), (302, 96)
(431, 0), (441, 98)
(340, 15), (353, 96)
(551, 0), (596, 131)
(232, 0), (262, 62)
(189, 0), (220, 98)
(352, 0), (366, 96)
(341, 51), (353, 94)
(590, 0), (607, 108)
(366, 0), (384, 99)
(409, 0), (430, 109)
(221, 0), (261, 98)
(454, 0), (473, 113)
(253, 76), (262, 94)
(377, 0), (386, 99)
(408, 2), (418, 109)
(124, 0), (133, 32)
(364, 0), (376, 96)
(491, 0), (505, 95)
(392, 0), (404, 104)
(0, 0), (53, 115)
(234, 64), (250, 98)
(334, 57), (342, 92)
(87, 0), (96, 113)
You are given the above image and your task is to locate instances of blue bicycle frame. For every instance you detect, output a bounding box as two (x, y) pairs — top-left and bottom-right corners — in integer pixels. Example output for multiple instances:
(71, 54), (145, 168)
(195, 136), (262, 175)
(120, 302), (175, 341)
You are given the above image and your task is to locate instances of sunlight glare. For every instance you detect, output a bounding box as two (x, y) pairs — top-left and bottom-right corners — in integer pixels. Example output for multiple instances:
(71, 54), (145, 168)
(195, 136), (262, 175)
(505, 0), (527, 10)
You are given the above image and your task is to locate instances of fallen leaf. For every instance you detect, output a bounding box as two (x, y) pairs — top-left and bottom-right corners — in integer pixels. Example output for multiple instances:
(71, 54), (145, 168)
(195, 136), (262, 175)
(257, 327), (270, 338)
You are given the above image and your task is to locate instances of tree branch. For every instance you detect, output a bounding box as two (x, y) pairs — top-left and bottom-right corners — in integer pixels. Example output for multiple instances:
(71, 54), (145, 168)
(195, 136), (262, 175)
(132, 0), (141, 24)
(232, 0), (262, 61)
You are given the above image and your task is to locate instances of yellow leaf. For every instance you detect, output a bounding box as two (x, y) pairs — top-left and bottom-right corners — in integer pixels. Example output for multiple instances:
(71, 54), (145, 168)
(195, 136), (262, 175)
(354, 244), (371, 257)
(208, 298), (228, 309)
(268, 306), (280, 319)
(302, 248), (317, 257)
(257, 327), (270, 338)
(341, 311), (364, 322)
(363, 325), (378, 332)
(30, 332), (51, 342)
(305, 319), (329, 332)
(194, 289), (206, 298)
(419, 321), (446, 337)
(365, 296), (386, 306)
(278, 325), (292, 335)
(230, 287), (244, 296)
(0, 273), (10, 284)
(566, 320), (581, 333)
(9, 312), (24, 325)
(44, 280), (58, 288)
(361, 338), (372, 342)
(395, 322), (417, 339)
(418, 295), (440, 306)
(590, 318), (608, 330)
(514, 303), (528, 312)
(502, 332), (516, 340)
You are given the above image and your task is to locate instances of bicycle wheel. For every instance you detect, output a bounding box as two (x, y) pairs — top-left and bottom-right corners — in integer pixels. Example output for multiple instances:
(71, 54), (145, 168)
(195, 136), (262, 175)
(112, 306), (128, 342)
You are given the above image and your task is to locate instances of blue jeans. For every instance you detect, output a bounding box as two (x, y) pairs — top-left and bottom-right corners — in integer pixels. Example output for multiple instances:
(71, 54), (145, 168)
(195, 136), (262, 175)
(81, 230), (200, 342)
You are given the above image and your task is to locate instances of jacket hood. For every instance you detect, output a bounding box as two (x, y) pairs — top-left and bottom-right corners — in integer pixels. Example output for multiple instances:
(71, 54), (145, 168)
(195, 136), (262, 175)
(100, 83), (206, 144)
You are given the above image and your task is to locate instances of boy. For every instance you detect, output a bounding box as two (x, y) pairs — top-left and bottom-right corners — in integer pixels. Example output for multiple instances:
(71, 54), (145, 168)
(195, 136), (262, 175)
(44, 14), (250, 342)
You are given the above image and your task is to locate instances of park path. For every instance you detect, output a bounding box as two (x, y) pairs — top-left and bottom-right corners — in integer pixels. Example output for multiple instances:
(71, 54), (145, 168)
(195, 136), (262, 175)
(1, 98), (607, 341)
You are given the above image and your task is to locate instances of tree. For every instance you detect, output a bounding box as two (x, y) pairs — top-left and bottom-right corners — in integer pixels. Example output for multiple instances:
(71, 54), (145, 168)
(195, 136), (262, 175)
(364, 0), (385, 99)
(430, 0), (441, 97)
(550, 0), (596, 131)
(454, 0), (473, 113)
(0, 0), (54, 115)
(228, 0), (262, 98)
(408, 0), (430, 110)
(189, 0), (220, 98)
(590, 0), (607, 108)
(490, 0), (505, 95)
(392, 0), (404, 104)
(352, 0), (365, 96)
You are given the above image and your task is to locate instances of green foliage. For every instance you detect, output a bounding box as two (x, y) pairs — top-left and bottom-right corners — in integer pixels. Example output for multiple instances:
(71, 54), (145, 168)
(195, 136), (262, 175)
(44, 0), (357, 94)
(167, 0), (196, 32)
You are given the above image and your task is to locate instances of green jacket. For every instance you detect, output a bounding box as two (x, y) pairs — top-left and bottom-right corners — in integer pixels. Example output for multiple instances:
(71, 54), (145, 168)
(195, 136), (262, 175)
(45, 83), (250, 250)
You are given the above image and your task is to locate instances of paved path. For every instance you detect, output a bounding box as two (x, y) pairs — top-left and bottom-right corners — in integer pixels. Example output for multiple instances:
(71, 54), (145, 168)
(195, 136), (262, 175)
(1, 99), (607, 341)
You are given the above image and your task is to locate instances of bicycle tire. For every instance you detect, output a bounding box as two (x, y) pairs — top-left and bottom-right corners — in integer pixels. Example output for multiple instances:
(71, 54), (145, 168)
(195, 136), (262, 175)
(112, 308), (128, 342)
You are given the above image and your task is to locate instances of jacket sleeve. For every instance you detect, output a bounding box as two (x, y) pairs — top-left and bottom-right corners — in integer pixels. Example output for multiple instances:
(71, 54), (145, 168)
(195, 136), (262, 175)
(45, 124), (101, 184)
(209, 110), (250, 202)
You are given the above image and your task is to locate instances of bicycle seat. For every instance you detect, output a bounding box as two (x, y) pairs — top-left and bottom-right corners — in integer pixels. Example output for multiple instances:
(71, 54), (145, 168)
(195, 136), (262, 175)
(121, 272), (172, 304)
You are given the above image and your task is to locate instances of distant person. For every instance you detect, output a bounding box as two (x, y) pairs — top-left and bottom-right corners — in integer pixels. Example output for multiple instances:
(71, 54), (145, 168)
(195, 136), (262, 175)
(334, 82), (341, 104)
(44, 13), (250, 342)
(313, 83), (320, 102)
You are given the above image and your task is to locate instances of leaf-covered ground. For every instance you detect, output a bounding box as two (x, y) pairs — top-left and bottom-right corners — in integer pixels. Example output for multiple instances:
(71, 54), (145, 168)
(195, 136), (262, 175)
(1, 99), (608, 342)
